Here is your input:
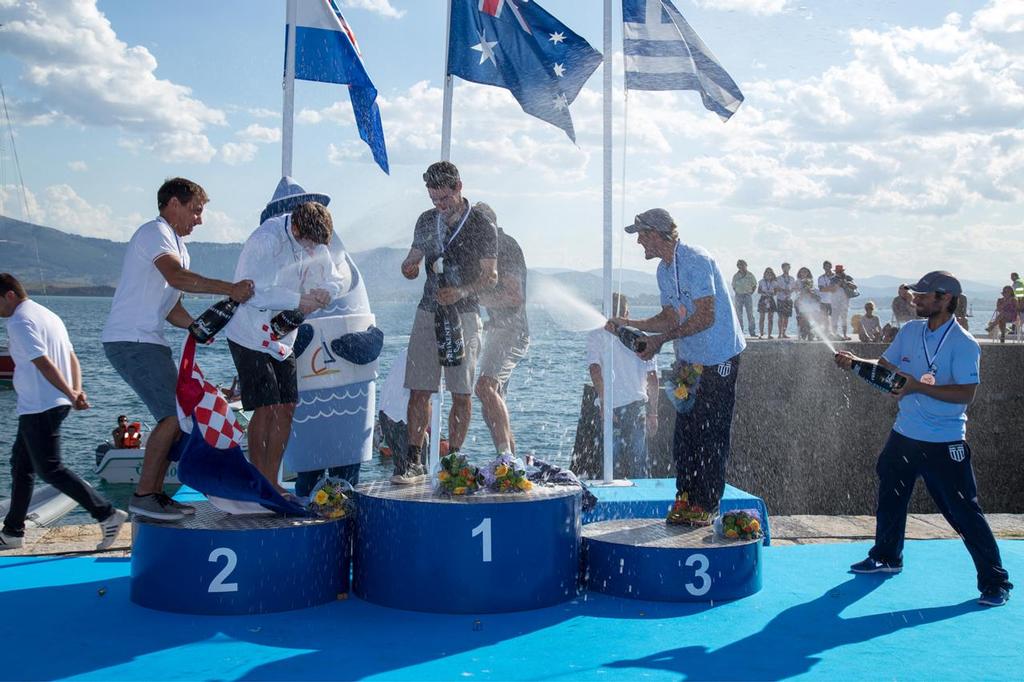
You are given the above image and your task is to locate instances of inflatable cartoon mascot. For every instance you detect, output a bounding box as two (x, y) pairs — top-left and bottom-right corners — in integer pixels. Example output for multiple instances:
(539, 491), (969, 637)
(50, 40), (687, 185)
(258, 178), (380, 494)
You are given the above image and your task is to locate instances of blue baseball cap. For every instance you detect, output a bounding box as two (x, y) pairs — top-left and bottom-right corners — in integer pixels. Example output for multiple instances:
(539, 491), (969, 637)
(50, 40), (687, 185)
(905, 271), (962, 297)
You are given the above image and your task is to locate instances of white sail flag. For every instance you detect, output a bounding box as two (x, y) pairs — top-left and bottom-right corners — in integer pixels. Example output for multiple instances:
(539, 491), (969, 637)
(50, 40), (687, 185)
(623, 0), (743, 121)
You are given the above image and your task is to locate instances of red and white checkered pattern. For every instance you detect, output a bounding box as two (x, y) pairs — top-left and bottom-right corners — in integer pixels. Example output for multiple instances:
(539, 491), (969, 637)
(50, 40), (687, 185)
(177, 336), (244, 449)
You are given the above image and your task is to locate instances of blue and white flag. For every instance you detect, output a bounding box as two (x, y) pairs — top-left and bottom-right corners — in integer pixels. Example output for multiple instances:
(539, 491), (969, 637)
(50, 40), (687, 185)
(623, 0), (744, 121)
(447, 0), (603, 142)
(291, 0), (389, 173)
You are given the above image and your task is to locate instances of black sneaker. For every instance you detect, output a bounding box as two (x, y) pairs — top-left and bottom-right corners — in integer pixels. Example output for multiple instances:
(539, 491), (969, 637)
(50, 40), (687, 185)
(389, 453), (408, 484)
(850, 556), (902, 574)
(978, 586), (1010, 607)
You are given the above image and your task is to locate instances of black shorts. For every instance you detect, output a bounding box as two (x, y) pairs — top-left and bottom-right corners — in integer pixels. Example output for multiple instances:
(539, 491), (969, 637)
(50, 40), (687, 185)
(228, 339), (299, 410)
(777, 299), (793, 316)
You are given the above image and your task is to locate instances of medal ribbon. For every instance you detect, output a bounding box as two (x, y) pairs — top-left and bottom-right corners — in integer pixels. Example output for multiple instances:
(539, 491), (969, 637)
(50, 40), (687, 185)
(435, 202), (472, 256)
(922, 318), (955, 373)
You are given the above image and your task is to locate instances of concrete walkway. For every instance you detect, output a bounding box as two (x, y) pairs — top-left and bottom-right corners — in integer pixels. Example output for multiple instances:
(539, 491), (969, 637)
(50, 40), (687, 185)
(4, 514), (1022, 557)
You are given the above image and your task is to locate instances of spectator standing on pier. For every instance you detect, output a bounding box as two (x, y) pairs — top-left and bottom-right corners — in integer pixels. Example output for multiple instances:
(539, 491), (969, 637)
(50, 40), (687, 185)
(102, 178), (254, 522)
(611, 209), (745, 526)
(1011, 273), (1024, 303)
(0, 273), (128, 551)
(756, 267), (777, 339)
(818, 261), (837, 335)
(397, 161), (497, 484)
(590, 294), (658, 479)
(832, 264), (857, 340)
(891, 284), (915, 326)
(835, 271), (1013, 607)
(731, 260), (757, 337)
(795, 267), (821, 341)
(473, 202), (529, 457)
(775, 262), (795, 339)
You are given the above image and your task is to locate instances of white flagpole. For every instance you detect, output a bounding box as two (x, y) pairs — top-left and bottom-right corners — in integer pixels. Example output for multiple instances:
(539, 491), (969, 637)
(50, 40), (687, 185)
(601, 0), (615, 483)
(282, 0), (297, 177)
(429, 0), (457, 473)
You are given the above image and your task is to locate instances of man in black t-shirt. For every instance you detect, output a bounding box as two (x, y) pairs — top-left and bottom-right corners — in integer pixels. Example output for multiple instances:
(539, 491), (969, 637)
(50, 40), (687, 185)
(395, 161), (497, 484)
(473, 202), (529, 457)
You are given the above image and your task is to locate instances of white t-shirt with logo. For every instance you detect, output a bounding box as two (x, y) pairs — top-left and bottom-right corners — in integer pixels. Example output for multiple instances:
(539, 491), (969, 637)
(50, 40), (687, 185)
(5, 299), (74, 415)
(586, 329), (657, 410)
(102, 217), (189, 347)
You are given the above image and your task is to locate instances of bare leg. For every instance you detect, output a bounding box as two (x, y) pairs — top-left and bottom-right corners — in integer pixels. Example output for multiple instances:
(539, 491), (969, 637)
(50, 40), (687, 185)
(448, 393), (473, 450)
(475, 376), (512, 453)
(245, 407), (273, 487)
(406, 390), (433, 459)
(135, 416), (180, 496)
(262, 403), (295, 491)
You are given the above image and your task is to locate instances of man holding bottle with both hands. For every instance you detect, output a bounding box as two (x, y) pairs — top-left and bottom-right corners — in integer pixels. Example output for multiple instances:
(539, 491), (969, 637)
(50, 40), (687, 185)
(834, 271), (1012, 607)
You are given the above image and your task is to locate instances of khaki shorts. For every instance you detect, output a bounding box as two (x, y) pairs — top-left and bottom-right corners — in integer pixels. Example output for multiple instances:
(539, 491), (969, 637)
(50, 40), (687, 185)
(478, 326), (530, 389)
(404, 307), (482, 394)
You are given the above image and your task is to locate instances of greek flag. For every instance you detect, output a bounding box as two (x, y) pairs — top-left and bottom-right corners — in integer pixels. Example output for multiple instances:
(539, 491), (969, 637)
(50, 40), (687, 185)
(623, 0), (743, 121)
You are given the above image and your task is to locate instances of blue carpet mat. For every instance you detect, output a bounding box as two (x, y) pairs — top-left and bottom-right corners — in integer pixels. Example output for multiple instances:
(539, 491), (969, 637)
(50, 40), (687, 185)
(0, 539), (1019, 681)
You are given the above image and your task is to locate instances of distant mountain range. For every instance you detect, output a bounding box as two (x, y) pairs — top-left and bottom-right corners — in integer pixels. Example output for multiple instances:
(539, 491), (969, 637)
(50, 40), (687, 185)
(0, 214), (1002, 306)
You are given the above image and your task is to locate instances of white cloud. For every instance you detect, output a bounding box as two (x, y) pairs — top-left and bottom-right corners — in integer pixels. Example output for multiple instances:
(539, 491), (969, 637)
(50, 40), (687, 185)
(0, 0), (224, 162)
(67, 160), (88, 172)
(693, 0), (790, 15)
(220, 141), (258, 166)
(341, 0), (405, 20)
(197, 208), (248, 242)
(237, 123), (281, 143)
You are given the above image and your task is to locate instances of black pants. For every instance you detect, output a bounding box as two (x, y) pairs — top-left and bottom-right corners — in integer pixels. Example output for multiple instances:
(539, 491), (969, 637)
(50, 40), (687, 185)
(870, 430), (1011, 592)
(672, 355), (740, 510)
(3, 406), (113, 537)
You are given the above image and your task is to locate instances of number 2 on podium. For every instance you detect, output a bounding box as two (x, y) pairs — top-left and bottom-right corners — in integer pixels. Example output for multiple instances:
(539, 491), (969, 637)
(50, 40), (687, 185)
(472, 518), (492, 562)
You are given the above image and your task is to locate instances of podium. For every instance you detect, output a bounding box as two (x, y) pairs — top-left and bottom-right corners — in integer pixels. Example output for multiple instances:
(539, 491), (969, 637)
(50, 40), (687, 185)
(584, 518), (762, 602)
(354, 481), (581, 613)
(131, 501), (350, 615)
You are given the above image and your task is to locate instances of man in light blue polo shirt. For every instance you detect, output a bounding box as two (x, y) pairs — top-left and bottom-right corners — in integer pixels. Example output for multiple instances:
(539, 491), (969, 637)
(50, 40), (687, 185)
(607, 208), (745, 525)
(835, 271), (1012, 607)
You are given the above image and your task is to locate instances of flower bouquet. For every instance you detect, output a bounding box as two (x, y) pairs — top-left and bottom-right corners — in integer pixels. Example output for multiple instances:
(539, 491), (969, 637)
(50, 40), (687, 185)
(663, 360), (703, 414)
(435, 452), (480, 496)
(307, 476), (354, 520)
(481, 453), (533, 493)
(714, 509), (763, 541)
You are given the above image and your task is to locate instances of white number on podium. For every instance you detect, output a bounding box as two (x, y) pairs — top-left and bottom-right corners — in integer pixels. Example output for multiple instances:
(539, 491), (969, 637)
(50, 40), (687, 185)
(471, 518), (493, 563)
(208, 547), (239, 593)
(685, 553), (711, 596)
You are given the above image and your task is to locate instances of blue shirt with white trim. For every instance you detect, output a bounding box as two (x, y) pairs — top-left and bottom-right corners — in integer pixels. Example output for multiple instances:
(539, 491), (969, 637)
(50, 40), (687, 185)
(881, 318), (979, 443)
(656, 242), (746, 366)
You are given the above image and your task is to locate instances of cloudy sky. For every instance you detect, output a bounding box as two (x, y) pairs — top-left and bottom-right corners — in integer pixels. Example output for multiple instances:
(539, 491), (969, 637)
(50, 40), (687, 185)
(1, 0), (1022, 284)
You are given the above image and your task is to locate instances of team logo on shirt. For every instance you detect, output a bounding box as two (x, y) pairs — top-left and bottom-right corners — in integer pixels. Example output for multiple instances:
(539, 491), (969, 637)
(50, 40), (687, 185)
(718, 361), (732, 378)
(948, 444), (966, 463)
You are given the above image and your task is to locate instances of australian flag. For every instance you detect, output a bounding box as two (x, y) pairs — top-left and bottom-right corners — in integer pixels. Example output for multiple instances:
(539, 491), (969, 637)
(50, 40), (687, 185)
(447, 0), (602, 142)
(173, 335), (307, 516)
(291, 0), (389, 173)
(623, 0), (743, 121)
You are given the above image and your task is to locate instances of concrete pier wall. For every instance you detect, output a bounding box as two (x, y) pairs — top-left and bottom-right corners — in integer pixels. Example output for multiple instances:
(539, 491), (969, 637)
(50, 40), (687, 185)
(646, 341), (1024, 515)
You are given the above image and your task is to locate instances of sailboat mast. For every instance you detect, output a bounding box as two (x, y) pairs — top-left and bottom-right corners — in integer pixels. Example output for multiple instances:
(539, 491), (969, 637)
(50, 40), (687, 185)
(282, 0), (298, 177)
(601, 0), (615, 483)
(440, 0), (455, 161)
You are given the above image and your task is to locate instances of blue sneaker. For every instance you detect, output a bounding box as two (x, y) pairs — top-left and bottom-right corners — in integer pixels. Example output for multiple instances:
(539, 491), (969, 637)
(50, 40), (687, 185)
(978, 587), (1010, 607)
(850, 557), (902, 574)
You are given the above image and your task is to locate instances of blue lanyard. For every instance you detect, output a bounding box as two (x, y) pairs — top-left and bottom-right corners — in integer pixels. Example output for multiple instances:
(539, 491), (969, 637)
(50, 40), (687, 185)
(922, 318), (955, 373)
(435, 203), (471, 256)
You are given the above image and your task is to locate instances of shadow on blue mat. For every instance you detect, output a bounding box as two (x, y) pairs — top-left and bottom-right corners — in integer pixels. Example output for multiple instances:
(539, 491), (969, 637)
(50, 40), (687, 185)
(604, 574), (976, 680)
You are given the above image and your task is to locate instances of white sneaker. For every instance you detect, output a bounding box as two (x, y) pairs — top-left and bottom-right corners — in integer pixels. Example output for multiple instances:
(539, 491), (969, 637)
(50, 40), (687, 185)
(0, 531), (24, 550)
(97, 509), (129, 551)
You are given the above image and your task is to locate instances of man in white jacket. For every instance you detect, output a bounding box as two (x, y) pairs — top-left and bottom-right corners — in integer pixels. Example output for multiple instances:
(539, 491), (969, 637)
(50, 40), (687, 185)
(224, 200), (344, 494)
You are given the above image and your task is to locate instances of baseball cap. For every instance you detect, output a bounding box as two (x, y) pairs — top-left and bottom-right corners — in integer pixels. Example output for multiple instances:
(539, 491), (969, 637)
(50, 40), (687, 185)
(905, 271), (962, 297)
(624, 208), (674, 234)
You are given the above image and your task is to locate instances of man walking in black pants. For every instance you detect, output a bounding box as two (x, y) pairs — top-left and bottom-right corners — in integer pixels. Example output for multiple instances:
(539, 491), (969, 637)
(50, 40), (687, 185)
(0, 273), (127, 551)
(835, 270), (1013, 607)
(607, 209), (746, 525)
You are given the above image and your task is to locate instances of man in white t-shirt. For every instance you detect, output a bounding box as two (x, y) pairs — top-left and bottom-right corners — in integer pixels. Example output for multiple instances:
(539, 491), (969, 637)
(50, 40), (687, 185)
(587, 294), (659, 479)
(818, 260), (837, 337)
(102, 178), (255, 522)
(0, 274), (128, 551)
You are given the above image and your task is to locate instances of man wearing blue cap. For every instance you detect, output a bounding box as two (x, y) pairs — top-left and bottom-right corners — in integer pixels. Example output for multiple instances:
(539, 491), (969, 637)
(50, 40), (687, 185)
(609, 208), (746, 525)
(835, 271), (1012, 607)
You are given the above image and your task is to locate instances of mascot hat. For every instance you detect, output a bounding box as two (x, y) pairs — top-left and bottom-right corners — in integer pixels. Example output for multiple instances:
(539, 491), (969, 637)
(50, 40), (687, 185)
(260, 176), (331, 224)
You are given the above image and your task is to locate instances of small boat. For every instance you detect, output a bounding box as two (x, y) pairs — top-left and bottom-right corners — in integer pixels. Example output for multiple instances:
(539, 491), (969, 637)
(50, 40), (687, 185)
(0, 345), (13, 390)
(0, 484), (76, 528)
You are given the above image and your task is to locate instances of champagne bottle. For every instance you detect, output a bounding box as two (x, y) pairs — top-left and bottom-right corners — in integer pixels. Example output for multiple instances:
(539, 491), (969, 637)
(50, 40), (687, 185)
(269, 309), (305, 340)
(188, 298), (239, 343)
(845, 357), (907, 393)
(433, 258), (465, 367)
(615, 325), (650, 353)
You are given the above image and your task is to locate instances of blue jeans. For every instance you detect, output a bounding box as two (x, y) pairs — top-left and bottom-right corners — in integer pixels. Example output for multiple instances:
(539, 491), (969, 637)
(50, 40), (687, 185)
(295, 463), (361, 497)
(612, 400), (648, 479)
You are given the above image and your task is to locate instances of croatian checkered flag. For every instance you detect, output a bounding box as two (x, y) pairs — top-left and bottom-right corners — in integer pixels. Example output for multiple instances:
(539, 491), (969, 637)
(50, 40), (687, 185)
(173, 335), (307, 516)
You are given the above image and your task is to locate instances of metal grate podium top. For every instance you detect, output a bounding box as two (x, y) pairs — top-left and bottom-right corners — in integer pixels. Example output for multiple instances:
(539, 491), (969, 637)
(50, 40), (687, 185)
(356, 479), (581, 505)
(583, 518), (761, 549)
